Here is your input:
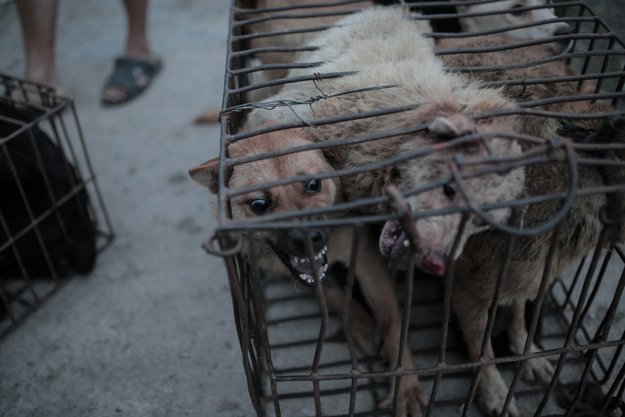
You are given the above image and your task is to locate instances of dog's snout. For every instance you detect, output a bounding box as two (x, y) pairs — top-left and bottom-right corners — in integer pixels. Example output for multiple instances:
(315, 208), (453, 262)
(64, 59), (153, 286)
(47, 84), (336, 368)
(287, 229), (328, 255)
(309, 230), (327, 249)
(424, 252), (447, 276)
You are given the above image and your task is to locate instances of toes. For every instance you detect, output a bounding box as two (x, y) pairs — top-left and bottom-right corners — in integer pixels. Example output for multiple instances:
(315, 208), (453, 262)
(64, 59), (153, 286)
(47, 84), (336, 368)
(478, 372), (519, 417)
(482, 398), (519, 417)
(379, 376), (425, 417)
(523, 357), (555, 385)
(102, 86), (127, 102)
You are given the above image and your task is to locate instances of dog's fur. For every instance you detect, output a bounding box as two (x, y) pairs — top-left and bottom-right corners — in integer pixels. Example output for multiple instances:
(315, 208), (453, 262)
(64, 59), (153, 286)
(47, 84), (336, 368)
(437, 34), (603, 138)
(427, 35), (625, 417)
(241, 0), (377, 105)
(245, 7), (526, 271)
(456, 0), (573, 52)
(247, 0), (375, 92)
(189, 126), (427, 416)
(193, 0), (375, 123)
(452, 135), (625, 416)
(194, 0), (572, 124)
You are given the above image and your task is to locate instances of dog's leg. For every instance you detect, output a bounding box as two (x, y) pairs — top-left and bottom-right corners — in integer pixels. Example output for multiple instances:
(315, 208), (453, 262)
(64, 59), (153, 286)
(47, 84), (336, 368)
(507, 302), (555, 385)
(356, 244), (426, 417)
(322, 279), (379, 356)
(453, 285), (520, 417)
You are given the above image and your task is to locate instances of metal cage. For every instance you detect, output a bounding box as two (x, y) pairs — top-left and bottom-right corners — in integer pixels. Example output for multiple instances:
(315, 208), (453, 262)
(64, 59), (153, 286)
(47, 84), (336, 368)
(208, 1), (625, 416)
(0, 74), (114, 339)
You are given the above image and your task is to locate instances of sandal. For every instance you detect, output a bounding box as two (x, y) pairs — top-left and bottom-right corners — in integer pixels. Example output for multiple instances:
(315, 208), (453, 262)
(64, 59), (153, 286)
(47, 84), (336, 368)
(101, 56), (162, 106)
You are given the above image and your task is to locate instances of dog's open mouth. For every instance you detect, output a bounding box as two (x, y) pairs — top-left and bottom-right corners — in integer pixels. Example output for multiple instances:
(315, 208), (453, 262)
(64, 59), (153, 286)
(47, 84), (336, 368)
(273, 245), (329, 286)
(379, 220), (412, 271)
(379, 220), (448, 276)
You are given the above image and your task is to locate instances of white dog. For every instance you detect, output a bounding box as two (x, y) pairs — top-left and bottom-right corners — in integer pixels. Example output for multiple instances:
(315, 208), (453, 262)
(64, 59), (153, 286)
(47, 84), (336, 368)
(456, 0), (573, 52)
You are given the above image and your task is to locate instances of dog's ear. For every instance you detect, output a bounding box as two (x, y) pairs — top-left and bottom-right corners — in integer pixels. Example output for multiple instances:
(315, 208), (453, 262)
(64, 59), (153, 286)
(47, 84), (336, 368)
(428, 114), (476, 138)
(188, 158), (220, 194)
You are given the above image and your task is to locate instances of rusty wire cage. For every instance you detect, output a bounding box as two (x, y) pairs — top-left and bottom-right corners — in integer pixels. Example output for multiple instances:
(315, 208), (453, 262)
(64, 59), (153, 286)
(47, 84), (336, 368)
(0, 74), (114, 339)
(206, 0), (625, 416)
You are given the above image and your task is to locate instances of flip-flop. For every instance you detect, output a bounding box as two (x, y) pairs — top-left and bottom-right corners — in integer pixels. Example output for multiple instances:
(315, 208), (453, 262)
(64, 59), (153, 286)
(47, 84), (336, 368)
(101, 56), (162, 106)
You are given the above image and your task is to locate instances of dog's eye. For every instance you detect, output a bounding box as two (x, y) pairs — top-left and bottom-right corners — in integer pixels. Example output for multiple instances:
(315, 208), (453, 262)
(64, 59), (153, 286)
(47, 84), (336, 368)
(249, 198), (271, 215)
(443, 184), (456, 199)
(305, 179), (322, 193)
(509, 4), (527, 16)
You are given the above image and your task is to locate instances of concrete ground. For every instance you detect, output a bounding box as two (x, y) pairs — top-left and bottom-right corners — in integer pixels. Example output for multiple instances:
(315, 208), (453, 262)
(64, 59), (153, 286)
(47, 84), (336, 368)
(0, 1), (255, 416)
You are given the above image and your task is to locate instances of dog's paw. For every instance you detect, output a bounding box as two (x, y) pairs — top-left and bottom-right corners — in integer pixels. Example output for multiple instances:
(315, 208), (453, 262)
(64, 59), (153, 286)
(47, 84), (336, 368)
(380, 375), (427, 417)
(478, 371), (520, 417)
(522, 356), (555, 385)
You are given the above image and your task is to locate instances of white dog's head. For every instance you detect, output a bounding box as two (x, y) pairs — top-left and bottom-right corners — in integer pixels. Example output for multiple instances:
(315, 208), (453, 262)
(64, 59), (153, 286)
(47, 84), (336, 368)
(378, 114), (526, 276)
(456, 0), (573, 53)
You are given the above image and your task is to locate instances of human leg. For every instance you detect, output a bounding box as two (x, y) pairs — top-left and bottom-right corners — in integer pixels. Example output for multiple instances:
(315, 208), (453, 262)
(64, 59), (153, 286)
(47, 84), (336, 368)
(101, 0), (161, 105)
(15, 0), (64, 92)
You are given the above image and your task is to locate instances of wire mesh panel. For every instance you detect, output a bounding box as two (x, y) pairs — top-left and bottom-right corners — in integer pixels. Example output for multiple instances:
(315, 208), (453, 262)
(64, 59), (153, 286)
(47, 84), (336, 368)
(200, 0), (625, 416)
(0, 74), (114, 339)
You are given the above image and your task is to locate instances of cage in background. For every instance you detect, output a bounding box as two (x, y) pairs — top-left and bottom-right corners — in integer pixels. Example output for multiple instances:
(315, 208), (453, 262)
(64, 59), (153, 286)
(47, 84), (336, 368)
(0, 74), (114, 339)
(206, 1), (625, 416)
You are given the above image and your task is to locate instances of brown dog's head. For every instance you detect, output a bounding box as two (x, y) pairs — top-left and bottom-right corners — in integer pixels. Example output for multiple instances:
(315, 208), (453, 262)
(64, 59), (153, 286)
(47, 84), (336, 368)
(189, 126), (340, 285)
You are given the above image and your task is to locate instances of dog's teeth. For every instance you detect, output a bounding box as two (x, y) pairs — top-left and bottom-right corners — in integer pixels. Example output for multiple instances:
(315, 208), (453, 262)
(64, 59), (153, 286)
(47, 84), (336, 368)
(322, 247), (327, 255)
(403, 239), (410, 247)
(322, 264), (328, 272)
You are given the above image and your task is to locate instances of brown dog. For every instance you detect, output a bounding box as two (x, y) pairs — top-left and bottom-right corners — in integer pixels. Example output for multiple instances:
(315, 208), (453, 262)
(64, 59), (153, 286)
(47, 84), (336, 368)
(189, 126), (427, 417)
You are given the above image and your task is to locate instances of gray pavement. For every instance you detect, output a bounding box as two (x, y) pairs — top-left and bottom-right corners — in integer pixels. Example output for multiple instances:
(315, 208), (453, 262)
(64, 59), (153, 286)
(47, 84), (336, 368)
(0, 1), (255, 416)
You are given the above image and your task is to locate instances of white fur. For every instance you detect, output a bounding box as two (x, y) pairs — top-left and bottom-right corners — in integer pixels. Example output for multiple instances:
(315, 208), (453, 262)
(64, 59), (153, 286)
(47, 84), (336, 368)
(247, 7), (506, 126)
(456, 0), (571, 41)
(246, 6), (526, 269)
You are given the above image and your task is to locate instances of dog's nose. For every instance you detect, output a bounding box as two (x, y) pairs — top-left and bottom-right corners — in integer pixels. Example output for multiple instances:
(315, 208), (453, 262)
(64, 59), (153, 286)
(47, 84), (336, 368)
(290, 229), (328, 255)
(424, 252), (446, 276)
